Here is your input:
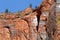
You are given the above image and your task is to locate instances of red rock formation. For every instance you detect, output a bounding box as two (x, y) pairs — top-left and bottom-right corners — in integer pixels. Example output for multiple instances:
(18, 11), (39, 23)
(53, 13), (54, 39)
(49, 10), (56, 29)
(0, 0), (57, 40)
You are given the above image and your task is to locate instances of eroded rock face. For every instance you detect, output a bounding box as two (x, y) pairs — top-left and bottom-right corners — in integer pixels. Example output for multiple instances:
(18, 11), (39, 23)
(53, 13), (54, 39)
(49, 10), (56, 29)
(22, 12), (38, 40)
(0, 19), (29, 40)
(0, 0), (56, 40)
(0, 11), (38, 40)
(0, 28), (10, 40)
(13, 19), (29, 40)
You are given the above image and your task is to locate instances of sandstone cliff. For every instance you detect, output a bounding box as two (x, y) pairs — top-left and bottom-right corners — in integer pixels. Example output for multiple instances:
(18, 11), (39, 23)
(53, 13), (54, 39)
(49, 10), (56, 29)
(0, 0), (57, 40)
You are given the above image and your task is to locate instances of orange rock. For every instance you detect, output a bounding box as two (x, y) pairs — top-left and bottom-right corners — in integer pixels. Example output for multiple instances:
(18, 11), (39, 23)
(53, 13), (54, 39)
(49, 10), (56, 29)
(0, 28), (10, 40)
(0, 0), (56, 40)
(13, 19), (29, 40)
(23, 12), (38, 40)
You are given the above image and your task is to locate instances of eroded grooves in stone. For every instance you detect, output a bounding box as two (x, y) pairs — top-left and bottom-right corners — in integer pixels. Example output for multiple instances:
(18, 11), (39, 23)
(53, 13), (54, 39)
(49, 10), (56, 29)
(0, 0), (56, 40)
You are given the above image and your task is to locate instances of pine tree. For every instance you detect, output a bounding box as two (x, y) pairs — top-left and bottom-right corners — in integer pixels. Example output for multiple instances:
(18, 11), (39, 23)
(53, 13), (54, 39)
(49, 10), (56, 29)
(5, 9), (9, 13)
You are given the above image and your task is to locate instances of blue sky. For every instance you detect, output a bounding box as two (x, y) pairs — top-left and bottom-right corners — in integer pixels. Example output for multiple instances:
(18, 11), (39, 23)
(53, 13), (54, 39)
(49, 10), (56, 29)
(0, 0), (43, 12)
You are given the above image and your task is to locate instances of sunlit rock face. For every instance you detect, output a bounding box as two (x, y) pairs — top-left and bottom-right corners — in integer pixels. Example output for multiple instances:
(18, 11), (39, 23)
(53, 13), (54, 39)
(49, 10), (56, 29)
(0, 0), (56, 40)
(0, 7), (38, 40)
(22, 12), (38, 40)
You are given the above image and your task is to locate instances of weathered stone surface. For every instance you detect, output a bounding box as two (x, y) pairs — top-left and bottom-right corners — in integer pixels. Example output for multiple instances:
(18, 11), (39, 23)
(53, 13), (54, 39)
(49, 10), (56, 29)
(22, 12), (38, 40)
(0, 28), (10, 40)
(0, 0), (57, 40)
(13, 19), (29, 40)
